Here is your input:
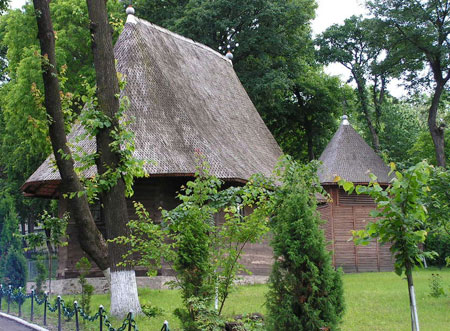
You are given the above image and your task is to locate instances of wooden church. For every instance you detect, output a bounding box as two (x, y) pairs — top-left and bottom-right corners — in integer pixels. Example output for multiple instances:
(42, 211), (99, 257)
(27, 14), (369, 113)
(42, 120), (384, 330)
(22, 12), (392, 278)
(317, 116), (394, 272)
(22, 13), (281, 278)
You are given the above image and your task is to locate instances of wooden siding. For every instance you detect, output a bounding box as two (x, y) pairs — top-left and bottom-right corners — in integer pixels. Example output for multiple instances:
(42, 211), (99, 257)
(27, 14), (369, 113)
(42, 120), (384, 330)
(319, 186), (393, 272)
(57, 181), (392, 279)
(57, 178), (274, 278)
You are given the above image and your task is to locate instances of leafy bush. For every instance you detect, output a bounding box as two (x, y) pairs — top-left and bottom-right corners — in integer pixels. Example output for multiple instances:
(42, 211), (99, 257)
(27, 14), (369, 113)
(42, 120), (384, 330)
(3, 249), (27, 288)
(429, 273), (446, 298)
(141, 303), (163, 318)
(265, 158), (344, 331)
(425, 233), (450, 267)
(174, 297), (226, 331)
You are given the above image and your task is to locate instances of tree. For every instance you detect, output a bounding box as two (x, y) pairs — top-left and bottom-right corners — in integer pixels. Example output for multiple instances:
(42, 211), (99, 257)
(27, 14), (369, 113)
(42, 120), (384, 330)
(113, 160), (272, 329)
(368, 0), (450, 167)
(316, 16), (396, 153)
(32, 0), (140, 315)
(338, 161), (437, 331)
(278, 66), (354, 161)
(0, 0), (124, 272)
(85, 0), (141, 315)
(3, 249), (27, 288)
(266, 157), (344, 331)
(136, 0), (318, 157)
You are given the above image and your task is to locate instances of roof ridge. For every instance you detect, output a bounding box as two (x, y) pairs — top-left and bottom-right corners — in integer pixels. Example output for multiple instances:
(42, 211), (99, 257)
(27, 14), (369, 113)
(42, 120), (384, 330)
(126, 14), (232, 65)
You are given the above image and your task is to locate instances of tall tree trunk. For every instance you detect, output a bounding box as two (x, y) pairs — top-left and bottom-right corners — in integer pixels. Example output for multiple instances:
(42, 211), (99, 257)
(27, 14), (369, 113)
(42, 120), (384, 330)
(32, 0), (109, 271)
(86, 0), (141, 316)
(428, 79), (446, 168)
(354, 72), (381, 153)
(372, 75), (386, 133)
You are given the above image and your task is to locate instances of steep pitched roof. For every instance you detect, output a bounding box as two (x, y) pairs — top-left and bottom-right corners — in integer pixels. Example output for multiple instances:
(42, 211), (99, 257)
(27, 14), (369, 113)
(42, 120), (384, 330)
(318, 117), (391, 185)
(22, 15), (282, 198)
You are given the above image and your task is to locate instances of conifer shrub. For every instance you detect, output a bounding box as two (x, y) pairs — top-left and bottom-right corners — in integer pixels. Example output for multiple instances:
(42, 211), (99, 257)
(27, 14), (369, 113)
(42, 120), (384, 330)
(3, 248), (28, 288)
(76, 257), (94, 316)
(35, 255), (48, 294)
(265, 158), (344, 331)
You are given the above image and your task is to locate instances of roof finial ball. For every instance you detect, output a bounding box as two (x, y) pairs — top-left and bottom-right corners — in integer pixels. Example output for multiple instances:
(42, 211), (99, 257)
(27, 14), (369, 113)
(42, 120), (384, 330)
(341, 114), (350, 125)
(126, 4), (135, 15)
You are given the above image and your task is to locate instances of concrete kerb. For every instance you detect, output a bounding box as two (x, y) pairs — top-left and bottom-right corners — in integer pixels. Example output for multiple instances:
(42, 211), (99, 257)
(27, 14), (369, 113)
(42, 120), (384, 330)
(0, 312), (49, 331)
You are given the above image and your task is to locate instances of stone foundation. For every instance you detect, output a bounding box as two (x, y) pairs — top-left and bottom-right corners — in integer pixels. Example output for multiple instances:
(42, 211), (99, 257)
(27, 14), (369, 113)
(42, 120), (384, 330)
(27, 275), (269, 295)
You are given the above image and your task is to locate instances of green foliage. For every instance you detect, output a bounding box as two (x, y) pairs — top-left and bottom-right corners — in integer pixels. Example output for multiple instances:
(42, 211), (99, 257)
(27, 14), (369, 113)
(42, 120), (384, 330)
(75, 257), (94, 316)
(428, 273), (446, 298)
(3, 249), (27, 288)
(141, 303), (163, 319)
(110, 201), (171, 277)
(277, 66), (353, 161)
(23, 211), (69, 252)
(408, 130), (450, 166)
(35, 255), (48, 294)
(265, 157), (344, 331)
(0, 1), (126, 261)
(174, 297), (226, 331)
(338, 161), (436, 276)
(163, 160), (271, 329)
(114, 158), (271, 329)
(367, 0), (449, 89)
(425, 233), (450, 268)
(64, 75), (147, 203)
(136, 0), (334, 160)
(367, 0), (450, 165)
(0, 207), (21, 257)
(378, 100), (424, 167)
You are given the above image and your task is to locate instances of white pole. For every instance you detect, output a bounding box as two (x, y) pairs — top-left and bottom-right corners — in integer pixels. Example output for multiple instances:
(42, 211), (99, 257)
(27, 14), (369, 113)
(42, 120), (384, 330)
(410, 284), (420, 331)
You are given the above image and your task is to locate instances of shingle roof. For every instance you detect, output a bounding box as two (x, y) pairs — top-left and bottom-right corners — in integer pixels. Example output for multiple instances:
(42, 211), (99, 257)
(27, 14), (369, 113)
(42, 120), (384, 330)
(318, 118), (391, 185)
(22, 15), (282, 197)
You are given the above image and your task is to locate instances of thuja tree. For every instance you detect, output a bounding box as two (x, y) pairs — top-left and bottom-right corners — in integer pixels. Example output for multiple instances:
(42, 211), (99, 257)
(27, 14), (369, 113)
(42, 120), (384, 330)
(338, 161), (436, 331)
(266, 157), (344, 331)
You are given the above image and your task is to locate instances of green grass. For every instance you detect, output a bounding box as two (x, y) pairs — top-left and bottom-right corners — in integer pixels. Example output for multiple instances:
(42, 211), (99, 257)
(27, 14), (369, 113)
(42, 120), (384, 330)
(5, 268), (450, 330)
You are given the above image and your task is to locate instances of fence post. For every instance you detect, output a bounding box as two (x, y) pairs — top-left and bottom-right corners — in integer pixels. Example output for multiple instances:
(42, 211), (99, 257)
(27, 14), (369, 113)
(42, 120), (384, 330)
(57, 295), (62, 331)
(43, 292), (48, 326)
(18, 287), (22, 317)
(7, 285), (11, 314)
(30, 289), (34, 322)
(99, 305), (104, 331)
(0, 284), (3, 311)
(74, 301), (79, 331)
(128, 311), (133, 331)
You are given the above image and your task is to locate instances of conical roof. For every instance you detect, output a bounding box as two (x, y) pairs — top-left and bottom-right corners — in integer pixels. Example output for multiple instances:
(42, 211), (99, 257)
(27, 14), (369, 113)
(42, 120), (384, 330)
(318, 116), (391, 185)
(22, 15), (282, 197)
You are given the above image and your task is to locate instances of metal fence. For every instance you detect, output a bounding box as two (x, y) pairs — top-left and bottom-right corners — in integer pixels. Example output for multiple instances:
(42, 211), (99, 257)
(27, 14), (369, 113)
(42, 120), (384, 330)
(0, 284), (139, 331)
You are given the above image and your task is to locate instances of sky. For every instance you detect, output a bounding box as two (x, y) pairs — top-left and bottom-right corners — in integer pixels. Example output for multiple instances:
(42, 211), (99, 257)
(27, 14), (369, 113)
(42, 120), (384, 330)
(8, 0), (405, 97)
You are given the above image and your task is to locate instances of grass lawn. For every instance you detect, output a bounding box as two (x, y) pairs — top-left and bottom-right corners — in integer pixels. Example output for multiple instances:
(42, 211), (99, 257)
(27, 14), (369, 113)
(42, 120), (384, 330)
(6, 267), (449, 330)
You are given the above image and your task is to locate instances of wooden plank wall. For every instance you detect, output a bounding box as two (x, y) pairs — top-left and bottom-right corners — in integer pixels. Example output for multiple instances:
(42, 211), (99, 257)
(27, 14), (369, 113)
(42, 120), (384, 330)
(57, 180), (393, 279)
(319, 186), (393, 273)
(57, 177), (274, 278)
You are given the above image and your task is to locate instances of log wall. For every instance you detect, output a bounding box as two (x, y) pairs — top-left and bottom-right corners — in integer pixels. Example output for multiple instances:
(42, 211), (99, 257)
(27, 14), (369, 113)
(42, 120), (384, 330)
(57, 180), (392, 279)
(57, 177), (273, 278)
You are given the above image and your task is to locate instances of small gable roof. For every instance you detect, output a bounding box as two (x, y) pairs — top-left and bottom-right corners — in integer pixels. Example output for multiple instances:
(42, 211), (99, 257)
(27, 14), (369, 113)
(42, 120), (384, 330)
(22, 15), (282, 198)
(318, 118), (391, 185)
